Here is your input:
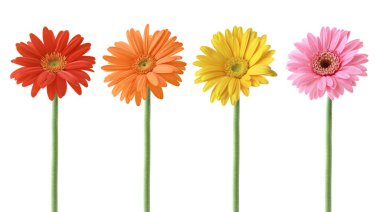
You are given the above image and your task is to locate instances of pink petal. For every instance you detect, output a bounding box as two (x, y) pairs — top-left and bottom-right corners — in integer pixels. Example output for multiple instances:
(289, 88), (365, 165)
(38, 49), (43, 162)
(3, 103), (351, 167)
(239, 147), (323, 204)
(329, 29), (341, 51)
(341, 39), (363, 56)
(317, 77), (326, 90)
(335, 32), (349, 54)
(340, 66), (362, 75)
(320, 27), (328, 51)
(307, 33), (319, 52)
(295, 40), (313, 58)
(346, 54), (368, 65)
(288, 51), (309, 64)
(326, 76), (334, 87)
(335, 71), (350, 79)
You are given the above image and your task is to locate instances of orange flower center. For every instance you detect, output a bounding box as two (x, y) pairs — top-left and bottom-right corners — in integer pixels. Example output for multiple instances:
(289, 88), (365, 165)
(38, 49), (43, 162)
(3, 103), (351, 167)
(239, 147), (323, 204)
(41, 52), (67, 73)
(135, 56), (155, 74)
(225, 58), (248, 78)
(312, 52), (340, 76)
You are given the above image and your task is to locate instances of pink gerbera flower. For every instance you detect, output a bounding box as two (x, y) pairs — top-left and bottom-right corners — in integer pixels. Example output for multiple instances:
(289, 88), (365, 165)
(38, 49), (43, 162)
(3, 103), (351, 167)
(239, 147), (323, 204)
(288, 27), (368, 100)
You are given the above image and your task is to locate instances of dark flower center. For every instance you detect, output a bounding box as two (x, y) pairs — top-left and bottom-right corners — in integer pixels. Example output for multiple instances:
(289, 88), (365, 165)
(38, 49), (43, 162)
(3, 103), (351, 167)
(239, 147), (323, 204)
(312, 52), (340, 76)
(320, 59), (331, 68)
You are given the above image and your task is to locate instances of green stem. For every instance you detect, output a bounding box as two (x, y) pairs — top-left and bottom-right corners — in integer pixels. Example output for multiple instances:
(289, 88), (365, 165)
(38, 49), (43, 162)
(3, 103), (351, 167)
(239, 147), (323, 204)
(52, 95), (58, 212)
(233, 100), (240, 212)
(326, 97), (332, 212)
(144, 89), (151, 212)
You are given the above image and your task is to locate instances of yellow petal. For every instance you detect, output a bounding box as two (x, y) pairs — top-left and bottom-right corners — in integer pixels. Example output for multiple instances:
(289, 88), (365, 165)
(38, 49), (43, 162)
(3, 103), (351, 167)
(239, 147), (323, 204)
(249, 45), (270, 66)
(256, 57), (274, 66)
(252, 76), (269, 84)
(231, 80), (240, 105)
(214, 77), (230, 96)
(225, 29), (233, 51)
(211, 33), (233, 58)
(221, 93), (229, 105)
(241, 84), (249, 96)
(240, 76), (251, 87)
(239, 28), (252, 57)
(195, 69), (224, 77)
(233, 26), (243, 42)
(256, 50), (275, 66)
(247, 65), (272, 75)
(244, 35), (259, 61)
(232, 37), (240, 57)
(203, 78), (220, 91)
(196, 55), (224, 66)
(228, 78), (238, 96)
(200, 72), (225, 81)
(200, 46), (225, 62)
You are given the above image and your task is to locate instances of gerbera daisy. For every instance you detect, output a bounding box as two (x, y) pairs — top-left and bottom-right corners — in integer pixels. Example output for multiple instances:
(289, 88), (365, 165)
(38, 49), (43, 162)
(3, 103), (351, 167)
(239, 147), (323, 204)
(102, 25), (186, 212)
(288, 27), (368, 212)
(194, 26), (277, 105)
(194, 26), (276, 212)
(288, 27), (368, 100)
(10, 27), (95, 212)
(102, 24), (186, 105)
(10, 27), (95, 100)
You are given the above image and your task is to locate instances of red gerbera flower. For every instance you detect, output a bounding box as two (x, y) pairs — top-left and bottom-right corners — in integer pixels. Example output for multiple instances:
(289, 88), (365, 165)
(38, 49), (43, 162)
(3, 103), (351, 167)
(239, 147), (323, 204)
(10, 27), (96, 100)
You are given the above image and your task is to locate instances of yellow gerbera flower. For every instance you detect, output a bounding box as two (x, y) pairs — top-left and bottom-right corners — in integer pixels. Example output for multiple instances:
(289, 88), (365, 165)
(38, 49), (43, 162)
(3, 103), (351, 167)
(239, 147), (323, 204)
(194, 26), (277, 105)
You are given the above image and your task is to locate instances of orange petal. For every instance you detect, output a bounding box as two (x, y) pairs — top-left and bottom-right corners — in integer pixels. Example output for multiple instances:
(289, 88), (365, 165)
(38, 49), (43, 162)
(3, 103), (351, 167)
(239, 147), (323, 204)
(149, 84), (164, 99)
(153, 64), (178, 73)
(146, 72), (159, 86)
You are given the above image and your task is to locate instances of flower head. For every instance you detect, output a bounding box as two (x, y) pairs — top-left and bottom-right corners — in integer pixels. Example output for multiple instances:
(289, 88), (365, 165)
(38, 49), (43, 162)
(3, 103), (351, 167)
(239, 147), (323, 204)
(194, 26), (277, 105)
(288, 27), (368, 100)
(102, 25), (186, 106)
(10, 27), (96, 100)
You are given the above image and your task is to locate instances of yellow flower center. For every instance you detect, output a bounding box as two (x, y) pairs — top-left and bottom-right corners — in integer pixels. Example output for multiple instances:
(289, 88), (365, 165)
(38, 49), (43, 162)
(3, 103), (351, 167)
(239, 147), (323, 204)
(312, 51), (340, 76)
(225, 58), (248, 78)
(41, 52), (67, 73)
(135, 56), (155, 74)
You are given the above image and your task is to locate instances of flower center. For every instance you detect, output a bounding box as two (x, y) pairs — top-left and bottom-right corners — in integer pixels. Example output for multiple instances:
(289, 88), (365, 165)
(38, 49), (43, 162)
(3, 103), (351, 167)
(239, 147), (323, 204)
(41, 52), (67, 73)
(135, 56), (155, 74)
(312, 52), (340, 76)
(225, 58), (248, 78)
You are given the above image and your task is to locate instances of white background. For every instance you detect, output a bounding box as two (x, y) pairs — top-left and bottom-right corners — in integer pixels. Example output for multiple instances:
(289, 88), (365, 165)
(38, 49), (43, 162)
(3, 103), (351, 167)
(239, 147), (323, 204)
(0, 0), (379, 211)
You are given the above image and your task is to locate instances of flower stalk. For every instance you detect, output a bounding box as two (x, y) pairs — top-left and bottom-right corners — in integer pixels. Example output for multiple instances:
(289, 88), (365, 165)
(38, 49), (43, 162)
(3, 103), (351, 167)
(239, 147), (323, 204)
(326, 97), (332, 212)
(144, 89), (151, 212)
(233, 100), (240, 212)
(52, 95), (58, 212)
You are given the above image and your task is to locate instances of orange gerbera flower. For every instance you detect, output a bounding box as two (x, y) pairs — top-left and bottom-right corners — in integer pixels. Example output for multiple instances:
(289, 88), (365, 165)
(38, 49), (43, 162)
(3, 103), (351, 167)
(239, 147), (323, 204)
(102, 25), (186, 105)
(10, 27), (96, 100)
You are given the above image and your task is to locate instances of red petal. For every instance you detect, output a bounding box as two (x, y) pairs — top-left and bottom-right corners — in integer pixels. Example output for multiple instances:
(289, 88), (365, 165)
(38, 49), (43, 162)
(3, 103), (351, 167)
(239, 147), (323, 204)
(47, 83), (57, 100)
(12, 57), (41, 67)
(68, 82), (82, 95)
(78, 56), (96, 64)
(62, 35), (83, 56)
(65, 61), (93, 70)
(16, 42), (41, 58)
(21, 74), (39, 87)
(43, 27), (56, 52)
(68, 70), (91, 81)
(36, 71), (49, 87)
(30, 33), (47, 55)
(66, 43), (91, 62)
(57, 71), (77, 84)
(56, 76), (67, 98)
(11, 67), (43, 79)
(31, 82), (41, 97)
(38, 72), (56, 87)
(55, 31), (69, 52)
